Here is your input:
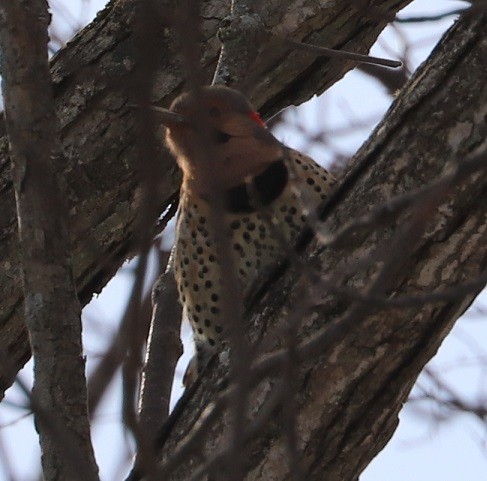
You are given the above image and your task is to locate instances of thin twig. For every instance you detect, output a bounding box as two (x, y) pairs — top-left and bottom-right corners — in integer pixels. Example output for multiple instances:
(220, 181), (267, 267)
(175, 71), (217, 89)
(396, 8), (468, 23)
(281, 37), (402, 68)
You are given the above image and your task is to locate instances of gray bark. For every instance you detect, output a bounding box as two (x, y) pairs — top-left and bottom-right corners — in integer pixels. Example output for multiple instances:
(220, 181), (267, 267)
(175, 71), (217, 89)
(149, 13), (487, 481)
(0, 0), (411, 397)
(0, 1), (99, 480)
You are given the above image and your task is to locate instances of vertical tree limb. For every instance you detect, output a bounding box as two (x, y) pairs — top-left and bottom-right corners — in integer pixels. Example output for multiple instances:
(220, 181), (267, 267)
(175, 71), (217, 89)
(0, 2), (98, 480)
(138, 267), (183, 438)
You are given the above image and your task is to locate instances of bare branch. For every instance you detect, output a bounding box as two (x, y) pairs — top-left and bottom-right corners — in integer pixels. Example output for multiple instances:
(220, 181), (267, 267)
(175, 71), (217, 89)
(0, 0), (417, 397)
(0, 2), (98, 479)
(146, 13), (487, 481)
(280, 37), (401, 68)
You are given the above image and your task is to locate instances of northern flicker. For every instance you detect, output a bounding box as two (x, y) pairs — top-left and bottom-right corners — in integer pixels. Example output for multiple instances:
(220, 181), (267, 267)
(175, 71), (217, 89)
(156, 86), (335, 381)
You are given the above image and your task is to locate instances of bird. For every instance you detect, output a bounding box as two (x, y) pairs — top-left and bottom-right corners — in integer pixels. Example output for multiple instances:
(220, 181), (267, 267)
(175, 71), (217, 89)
(154, 85), (336, 383)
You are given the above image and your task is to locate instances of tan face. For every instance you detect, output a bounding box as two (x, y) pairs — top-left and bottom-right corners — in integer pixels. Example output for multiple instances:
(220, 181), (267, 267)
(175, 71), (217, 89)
(163, 86), (283, 195)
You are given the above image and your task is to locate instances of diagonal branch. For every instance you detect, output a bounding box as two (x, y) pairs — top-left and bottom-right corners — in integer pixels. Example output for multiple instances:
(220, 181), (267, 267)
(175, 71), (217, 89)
(147, 13), (487, 481)
(0, 0), (414, 398)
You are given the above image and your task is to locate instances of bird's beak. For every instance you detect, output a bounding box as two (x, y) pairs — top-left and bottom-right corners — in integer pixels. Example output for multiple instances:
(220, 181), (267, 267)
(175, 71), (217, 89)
(128, 104), (190, 127)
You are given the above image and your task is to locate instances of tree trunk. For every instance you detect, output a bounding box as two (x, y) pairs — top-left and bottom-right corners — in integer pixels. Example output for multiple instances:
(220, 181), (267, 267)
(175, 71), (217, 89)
(150, 14), (487, 481)
(0, 0), (411, 397)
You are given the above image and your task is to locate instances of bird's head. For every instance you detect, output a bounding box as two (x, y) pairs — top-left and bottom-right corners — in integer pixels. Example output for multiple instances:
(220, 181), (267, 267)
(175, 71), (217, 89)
(153, 86), (283, 195)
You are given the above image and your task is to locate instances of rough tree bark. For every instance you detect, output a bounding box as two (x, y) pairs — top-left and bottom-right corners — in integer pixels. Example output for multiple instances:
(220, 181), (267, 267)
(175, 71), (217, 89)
(148, 13), (487, 481)
(0, 0), (484, 480)
(0, 2), (99, 480)
(0, 0), (411, 397)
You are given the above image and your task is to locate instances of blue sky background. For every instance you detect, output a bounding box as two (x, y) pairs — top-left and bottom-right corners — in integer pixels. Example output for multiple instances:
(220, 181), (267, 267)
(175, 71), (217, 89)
(1, 1), (486, 480)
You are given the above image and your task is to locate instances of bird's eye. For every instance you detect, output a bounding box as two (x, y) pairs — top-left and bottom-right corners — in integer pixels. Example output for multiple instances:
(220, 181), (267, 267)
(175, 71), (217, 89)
(209, 107), (221, 118)
(212, 129), (231, 143)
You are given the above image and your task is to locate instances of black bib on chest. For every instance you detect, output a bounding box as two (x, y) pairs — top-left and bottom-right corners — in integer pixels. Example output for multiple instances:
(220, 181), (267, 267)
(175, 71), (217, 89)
(224, 159), (288, 214)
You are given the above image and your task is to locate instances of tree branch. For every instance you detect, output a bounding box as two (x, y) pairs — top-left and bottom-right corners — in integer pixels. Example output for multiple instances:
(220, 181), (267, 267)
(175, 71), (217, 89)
(0, 1), (98, 479)
(147, 13), (487, 481)
(0, 0), (412, 400)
